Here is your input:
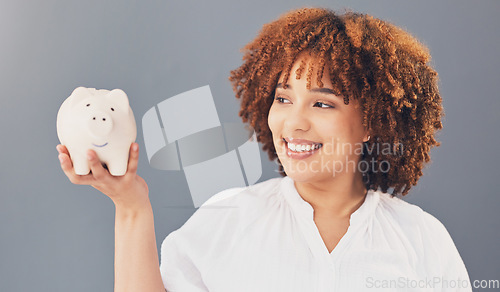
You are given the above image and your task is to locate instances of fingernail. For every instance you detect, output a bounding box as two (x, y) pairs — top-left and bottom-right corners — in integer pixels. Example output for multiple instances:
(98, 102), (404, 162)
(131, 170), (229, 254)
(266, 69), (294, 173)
(58, 154), (64, 163)
(132, 143), (138, 151)
(87, 152), (93, 161)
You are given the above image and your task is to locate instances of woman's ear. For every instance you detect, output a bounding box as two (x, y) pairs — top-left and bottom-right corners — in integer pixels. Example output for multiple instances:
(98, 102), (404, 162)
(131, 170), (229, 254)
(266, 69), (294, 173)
(362, 118), (371, 143)
(362, 129), (371, 143)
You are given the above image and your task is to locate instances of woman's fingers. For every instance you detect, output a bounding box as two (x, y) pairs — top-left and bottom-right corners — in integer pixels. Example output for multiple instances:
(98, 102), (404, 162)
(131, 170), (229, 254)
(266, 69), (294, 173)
(87, 149), (111, 182)
(56, 143), (149, 204)
(58, 152), (74, 176)
(57, 150), (94, 185)
(56, 144), (68, 156)
(126, 143), (139, 175)
(57, 143), (140, 187)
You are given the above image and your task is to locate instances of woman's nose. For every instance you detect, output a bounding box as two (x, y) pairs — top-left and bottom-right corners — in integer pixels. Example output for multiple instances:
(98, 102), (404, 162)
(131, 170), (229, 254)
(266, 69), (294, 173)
(283, 105), (311, 132)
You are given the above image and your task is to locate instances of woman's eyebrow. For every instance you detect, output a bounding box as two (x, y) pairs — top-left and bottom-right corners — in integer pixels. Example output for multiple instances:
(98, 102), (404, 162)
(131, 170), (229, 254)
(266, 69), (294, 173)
(276, 83), (338, 96)
(310, 87), (337, 95)
(276, 83), (288, 89)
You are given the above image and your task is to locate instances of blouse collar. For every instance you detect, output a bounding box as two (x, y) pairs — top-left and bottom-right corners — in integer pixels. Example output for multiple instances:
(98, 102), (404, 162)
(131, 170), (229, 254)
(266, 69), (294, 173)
(280, 176), (380, 227)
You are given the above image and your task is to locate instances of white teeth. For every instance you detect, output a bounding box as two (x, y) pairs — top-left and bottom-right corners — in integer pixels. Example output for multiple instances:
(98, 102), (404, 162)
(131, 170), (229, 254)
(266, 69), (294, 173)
(287, 142), (321, 153)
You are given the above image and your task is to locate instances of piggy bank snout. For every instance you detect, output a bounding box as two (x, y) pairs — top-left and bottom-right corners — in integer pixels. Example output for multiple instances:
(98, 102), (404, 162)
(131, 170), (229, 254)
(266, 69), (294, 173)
(86, 111), (113, 137)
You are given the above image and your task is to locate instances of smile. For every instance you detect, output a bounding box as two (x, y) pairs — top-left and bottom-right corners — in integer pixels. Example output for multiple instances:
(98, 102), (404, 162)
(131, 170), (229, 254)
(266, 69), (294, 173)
(283, 139), (323, 159)
(287, 142), (322, 152)
(92, 142), (108, 148)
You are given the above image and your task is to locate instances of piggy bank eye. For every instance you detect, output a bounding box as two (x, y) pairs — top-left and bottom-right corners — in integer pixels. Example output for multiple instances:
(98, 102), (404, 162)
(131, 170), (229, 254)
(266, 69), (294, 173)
(86, 104), (90, 107)
(111, 108), (114, 111)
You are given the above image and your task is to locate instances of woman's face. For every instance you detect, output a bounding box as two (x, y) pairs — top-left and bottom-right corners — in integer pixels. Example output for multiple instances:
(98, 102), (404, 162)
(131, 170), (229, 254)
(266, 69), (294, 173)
(268, 56), (369, 184)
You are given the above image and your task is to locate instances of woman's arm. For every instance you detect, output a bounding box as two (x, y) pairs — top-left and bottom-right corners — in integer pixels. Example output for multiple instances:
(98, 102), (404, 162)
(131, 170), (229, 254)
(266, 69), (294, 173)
(114, 203), (165, 292)
(57, 143), (165, 292)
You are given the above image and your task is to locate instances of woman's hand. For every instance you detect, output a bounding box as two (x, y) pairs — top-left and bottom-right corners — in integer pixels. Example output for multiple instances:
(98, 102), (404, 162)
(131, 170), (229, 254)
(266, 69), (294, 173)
(58, 144), (165, 291)
(56, 143), (150, 211)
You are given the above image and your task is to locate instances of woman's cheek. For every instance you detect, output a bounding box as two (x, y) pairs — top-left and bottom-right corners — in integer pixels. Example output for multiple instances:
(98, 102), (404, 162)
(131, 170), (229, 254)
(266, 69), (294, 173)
(267, 105), (280, 134)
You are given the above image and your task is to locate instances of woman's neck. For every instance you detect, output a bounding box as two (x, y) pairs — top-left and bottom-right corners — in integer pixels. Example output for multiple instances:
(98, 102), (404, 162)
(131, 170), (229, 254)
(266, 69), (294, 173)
(293, 172), (368, 219)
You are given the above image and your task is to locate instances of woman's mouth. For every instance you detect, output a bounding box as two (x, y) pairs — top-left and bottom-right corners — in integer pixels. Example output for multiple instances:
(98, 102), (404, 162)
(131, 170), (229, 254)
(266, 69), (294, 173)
(283, 138), (322, 159)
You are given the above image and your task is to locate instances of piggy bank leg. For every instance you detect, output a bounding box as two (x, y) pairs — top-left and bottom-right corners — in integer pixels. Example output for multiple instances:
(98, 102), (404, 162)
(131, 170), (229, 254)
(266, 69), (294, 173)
(107, 155), (128, 176)
(73, 155), (91, 175)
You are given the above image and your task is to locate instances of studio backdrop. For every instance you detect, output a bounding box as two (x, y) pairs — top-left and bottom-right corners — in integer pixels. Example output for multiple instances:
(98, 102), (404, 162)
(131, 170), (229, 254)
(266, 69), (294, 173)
(0, 0), (498, 291)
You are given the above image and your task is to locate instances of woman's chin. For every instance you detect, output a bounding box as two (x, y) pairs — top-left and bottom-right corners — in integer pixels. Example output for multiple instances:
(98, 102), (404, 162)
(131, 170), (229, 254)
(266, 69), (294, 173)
(283, 168), (324, 182)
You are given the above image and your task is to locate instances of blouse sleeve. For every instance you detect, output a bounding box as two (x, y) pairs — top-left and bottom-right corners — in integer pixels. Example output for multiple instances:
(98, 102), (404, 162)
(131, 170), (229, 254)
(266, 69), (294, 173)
(423, 212), (472, 292)
(159, 230), (209, 292)
(158, 186), (245, 292)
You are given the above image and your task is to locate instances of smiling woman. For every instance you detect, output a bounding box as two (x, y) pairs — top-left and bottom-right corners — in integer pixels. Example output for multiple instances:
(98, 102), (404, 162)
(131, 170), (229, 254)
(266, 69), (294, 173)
(230, 9), (443, 198)
(158, 7), (472, 292)
(56, 6), (472, 292)
(269, 54), (369, 188)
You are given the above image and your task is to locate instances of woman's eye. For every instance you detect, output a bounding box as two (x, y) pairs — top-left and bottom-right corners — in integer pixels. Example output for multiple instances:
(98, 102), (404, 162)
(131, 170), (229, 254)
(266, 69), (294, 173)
(274, 96), (289, 104)
(314, 102), (334, 109)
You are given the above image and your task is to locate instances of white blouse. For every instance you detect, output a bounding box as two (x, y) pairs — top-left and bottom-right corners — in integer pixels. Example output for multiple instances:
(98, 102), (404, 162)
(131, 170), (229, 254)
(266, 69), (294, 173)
(160, 176), (472, 291)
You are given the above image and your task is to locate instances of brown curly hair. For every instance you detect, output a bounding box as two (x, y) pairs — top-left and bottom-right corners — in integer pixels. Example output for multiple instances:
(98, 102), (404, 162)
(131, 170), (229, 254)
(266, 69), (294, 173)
(229, 7), (443, 196)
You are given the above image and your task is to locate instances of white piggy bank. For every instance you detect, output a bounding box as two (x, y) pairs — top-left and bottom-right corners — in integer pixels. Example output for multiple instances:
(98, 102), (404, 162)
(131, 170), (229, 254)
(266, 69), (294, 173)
(57, 87), (137, 176)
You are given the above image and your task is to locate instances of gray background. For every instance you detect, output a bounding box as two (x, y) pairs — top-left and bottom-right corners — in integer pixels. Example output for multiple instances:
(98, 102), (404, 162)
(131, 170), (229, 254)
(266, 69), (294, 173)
(0, 0), (498, 291)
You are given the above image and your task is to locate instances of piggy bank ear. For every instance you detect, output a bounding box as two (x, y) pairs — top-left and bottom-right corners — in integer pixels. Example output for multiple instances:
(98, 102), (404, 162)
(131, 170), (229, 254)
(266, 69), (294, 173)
(106, 89), (130, 112)
(68, 87), (94, 105)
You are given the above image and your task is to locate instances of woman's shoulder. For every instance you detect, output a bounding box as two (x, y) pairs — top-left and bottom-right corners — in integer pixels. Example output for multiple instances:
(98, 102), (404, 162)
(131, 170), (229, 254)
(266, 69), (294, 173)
(200, 176), (284, 207)
(374, 190), (450, 237)
(162, 176), (285, 244)
(372, 190), (469, 279)
(374, 191), (471, 286)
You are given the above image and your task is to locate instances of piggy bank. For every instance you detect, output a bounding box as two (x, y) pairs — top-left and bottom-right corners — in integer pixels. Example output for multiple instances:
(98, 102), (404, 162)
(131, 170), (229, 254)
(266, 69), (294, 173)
(57, 87), (137, 176)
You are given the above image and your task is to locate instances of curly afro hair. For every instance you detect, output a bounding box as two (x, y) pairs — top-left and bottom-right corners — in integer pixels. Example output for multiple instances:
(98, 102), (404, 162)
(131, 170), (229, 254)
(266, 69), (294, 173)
(229, 7), (443, 196)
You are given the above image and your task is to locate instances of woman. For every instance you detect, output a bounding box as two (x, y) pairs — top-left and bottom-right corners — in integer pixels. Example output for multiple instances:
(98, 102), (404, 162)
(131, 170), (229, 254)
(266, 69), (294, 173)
(57, 7), (471, 292)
